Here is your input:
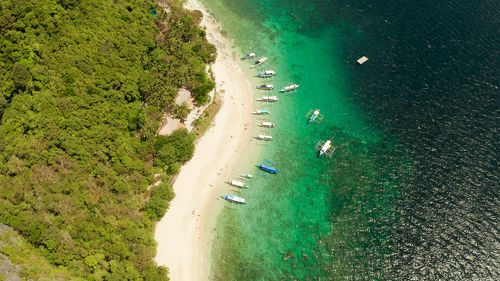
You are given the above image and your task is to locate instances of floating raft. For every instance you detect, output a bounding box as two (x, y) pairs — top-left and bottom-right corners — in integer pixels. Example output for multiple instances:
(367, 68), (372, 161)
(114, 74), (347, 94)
(357, 56), (368, 64)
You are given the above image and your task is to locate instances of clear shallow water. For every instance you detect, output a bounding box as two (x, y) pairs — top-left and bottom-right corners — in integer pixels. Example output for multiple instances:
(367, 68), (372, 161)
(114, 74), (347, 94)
(200, 0), (500, 280)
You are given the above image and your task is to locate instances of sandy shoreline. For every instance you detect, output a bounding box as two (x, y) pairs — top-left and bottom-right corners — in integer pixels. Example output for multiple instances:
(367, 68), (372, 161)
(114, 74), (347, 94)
(154, 1), (254, 280)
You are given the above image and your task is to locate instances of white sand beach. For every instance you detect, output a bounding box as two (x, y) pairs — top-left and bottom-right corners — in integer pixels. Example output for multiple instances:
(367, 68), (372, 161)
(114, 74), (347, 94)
(154, 1), (254, 280)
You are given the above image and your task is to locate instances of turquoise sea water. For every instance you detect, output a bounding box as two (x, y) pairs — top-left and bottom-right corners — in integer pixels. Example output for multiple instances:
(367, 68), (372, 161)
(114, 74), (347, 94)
(200, 0), (499, 280)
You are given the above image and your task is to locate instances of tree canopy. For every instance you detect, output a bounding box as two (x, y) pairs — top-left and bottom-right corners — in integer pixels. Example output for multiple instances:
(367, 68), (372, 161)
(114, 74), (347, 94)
(0, 0), (215, 279)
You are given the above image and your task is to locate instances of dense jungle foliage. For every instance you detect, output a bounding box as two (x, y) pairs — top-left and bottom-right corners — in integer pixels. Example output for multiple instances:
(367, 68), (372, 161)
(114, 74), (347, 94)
(0, 0), (215, 280)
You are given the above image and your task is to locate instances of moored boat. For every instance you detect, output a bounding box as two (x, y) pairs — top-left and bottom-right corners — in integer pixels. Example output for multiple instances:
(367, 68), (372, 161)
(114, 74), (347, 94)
(257, 163), (279, 174)
(256, 96), (279, 102)
(241, 53), (256, 60)
(280, 84), (300, 92)
(221, 194), (246, 204)
(308, 109), (320, 123)
(256, 70), (276, 78)
(251, 109), (270, 115)
(259, 121), (276, 128)
(256, 84), (274, 90)
(225, 180), (248, 188)
(250, 57), (268, 68)
(318, 140), (332, 156)
(254, 135), (273, 141)
(240, 174), (253, 179)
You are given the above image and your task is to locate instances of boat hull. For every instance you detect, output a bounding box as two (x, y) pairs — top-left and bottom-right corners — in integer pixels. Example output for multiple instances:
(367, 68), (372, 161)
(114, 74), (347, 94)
(257, 164), (279, 174)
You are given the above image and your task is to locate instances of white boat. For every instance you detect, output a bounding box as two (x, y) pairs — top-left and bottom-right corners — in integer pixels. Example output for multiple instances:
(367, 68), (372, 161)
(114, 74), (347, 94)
(259, 121), (276, 128)
(241, 53), (256, 60)
(250, 57), (268, 68)
(225, 180), (248, 188)
(318, 140), (332, 156)
(254, 135), (273, 141)
(280, 84), (300, 92)
(256, 70), (276, 78)
(240, 174), (253, 179)
(256, 96), (279, 102)
(308, 109), (320, 123)
(221, 194), (246, 204)
(251, 109), (270, 115)
(256, 84), (274, 90)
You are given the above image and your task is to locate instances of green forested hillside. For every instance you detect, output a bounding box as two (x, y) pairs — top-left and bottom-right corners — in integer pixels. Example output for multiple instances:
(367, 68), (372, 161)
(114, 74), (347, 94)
(0, 223), (81, 280)
(0, 0), (215, 280)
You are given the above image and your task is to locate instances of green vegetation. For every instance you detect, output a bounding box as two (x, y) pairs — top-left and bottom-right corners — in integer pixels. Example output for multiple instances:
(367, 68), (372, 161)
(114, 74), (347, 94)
(191, 91), (222, 137)
(0, 0), (215, 280)
(0, 223), (81, 280)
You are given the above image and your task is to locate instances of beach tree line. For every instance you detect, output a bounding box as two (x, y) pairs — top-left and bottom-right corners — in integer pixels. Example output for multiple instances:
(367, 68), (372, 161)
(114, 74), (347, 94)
(0, 0), (215, 280)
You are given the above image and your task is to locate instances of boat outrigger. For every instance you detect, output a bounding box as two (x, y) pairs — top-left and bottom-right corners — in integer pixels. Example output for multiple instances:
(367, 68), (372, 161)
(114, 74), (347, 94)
(251, 109), (270, 115)
(241, 53), (256, 60)
(225, 180), (248, 188)
(259, 121), (276, 128)
(250, 57), (268, 68)
(256, 84), (274, 90)
(221, 194), (246, 204)
(256, 96), (279, 102)
(240, 174), (253, 179)
(257, 163), (279, 174)
(306, 109), (324, 124)
(280, 84), (300, 92)
(254, 135), (273, 141)
(256, 70), (276, 78)
(315, 139), (335, 157)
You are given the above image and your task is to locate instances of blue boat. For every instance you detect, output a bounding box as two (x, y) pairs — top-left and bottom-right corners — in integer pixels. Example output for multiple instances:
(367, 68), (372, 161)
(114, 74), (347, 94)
(257, 164), (279, 174)
(251, 109), (270, 115)
(221, 194), (246, 204)
(308, 109), (320, 123)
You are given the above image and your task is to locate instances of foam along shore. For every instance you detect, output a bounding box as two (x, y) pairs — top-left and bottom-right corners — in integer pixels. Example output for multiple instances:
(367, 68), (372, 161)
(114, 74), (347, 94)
(154, 0), (254, 280)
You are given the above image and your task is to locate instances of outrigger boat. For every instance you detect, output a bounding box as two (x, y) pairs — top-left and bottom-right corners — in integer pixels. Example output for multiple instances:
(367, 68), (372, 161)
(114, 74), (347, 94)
(240, 174), (253, 179)
(241, 53), (256, 60)
(315, 139), (335, 157)
(257, 163), (279, 174)
(280, 84), (300, 92)
(305, 109), (326, 124)
(256, 84), (274, 90)
(251, 109), (270, 115)
(254, 135), (273, 141)
(221, 194), (246, 204)
(256, 70), (276, 78)
(308, 109), (320, 123)
(225, 180), (248, 188)
(259, 121), (276, 128)
(256, 96), (279, 102)
(250, 57), (268, 68)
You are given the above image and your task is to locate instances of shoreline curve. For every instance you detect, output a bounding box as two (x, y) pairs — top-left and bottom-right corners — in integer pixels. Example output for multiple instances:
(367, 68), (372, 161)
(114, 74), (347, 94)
(154, 1), (255, 280)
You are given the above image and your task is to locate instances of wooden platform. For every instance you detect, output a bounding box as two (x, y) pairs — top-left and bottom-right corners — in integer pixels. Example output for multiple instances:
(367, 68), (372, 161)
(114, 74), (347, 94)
(357, 56), (368, 64)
